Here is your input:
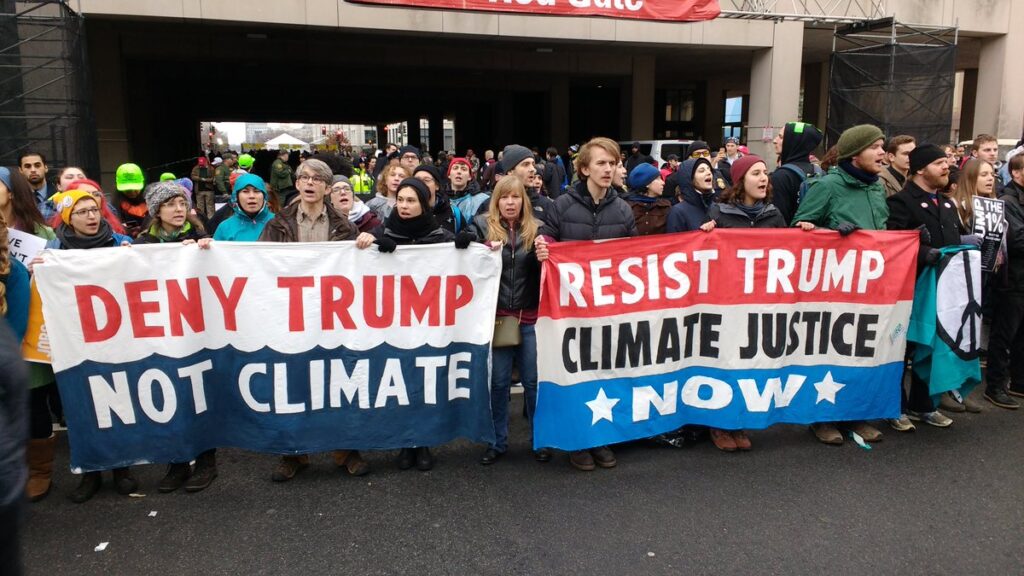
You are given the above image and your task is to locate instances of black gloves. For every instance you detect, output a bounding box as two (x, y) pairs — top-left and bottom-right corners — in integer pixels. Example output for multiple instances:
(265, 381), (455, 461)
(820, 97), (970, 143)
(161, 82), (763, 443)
(375, 237), (397, 253)
(836, 222), (860, 236)
(454, 231), (475, 250)
(917, 224), (932, 245)
(924, 248), (942, 265)
(959, 234), (982, 248)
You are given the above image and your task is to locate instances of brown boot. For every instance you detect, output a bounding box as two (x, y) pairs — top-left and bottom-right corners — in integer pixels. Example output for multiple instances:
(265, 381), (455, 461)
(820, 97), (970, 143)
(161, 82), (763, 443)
(26, 436), (56, 502)
(272, 455), (309, 483)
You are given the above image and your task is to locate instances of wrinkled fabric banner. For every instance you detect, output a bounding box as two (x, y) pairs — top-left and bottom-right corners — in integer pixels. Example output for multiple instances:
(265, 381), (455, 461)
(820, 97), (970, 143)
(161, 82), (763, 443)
(33, 242), (500, 471)
(344, 0), (721, 22)
(534, 230), (919, 451)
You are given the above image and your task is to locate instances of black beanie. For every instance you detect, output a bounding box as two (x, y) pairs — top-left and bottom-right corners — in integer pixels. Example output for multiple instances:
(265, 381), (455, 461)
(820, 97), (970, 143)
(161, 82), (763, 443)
(687, 140), (710, 157)
(398, 145), (421, 160)
(398, 177), (431, 211)
(413, 164), (443, 186)
(909, 144), (946, 174)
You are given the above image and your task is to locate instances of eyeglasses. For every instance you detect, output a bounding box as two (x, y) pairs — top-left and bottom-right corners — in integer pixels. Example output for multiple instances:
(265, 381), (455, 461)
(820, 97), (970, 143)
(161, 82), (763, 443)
(71, 208), (100, 217)
(401, 154), (419, 161)
(690, 150), (711, 159)
(297, 174), (327, 184)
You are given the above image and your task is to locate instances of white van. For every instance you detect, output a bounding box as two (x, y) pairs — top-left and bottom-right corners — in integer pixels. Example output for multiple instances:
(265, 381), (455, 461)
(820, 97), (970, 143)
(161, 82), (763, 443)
(618, 140), (694, 166)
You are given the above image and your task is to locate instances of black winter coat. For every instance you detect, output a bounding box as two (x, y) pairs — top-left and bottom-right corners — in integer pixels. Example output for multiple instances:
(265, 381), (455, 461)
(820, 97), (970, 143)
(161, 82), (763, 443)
(538, 180), (638, 241)
(997, 181), (1024, 292)
(472, 215), (541, 311)
(0, 322), (27, 508)
(707, 202), (787, 229)
(770, 122), (824, 225)
(886, 180), (964, 274)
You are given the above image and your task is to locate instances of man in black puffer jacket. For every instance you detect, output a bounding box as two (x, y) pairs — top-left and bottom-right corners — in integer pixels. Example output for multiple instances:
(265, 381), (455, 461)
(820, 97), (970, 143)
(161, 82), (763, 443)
(0, 322), (28, 575)
(535, 136), (637, 474)
(770, 121), (824, 225)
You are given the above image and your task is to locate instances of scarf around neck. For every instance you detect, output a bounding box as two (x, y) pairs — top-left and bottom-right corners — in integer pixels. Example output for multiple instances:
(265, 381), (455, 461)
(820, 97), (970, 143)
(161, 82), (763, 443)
(384, 207), (440, 240)
(839, 159), (880, 184)
(57, 219), (115, 249)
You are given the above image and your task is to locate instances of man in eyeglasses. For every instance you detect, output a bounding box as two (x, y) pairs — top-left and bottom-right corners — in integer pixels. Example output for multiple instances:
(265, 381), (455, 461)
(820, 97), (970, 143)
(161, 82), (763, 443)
(398, 145), (421, 174)
(258, 158), (366, 481)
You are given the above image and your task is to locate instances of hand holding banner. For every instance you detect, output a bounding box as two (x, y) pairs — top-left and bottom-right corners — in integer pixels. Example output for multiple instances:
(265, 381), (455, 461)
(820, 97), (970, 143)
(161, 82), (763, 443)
(33, 242), (501, 471)
(533, 229), (919, 451)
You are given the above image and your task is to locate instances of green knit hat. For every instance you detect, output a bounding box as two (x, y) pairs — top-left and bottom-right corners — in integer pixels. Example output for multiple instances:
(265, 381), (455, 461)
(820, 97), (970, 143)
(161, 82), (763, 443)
(836, 124), (885, 161)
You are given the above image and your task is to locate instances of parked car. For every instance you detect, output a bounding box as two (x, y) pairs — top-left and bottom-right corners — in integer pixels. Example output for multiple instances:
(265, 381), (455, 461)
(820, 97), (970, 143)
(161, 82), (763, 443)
(618, 140), (693, 167)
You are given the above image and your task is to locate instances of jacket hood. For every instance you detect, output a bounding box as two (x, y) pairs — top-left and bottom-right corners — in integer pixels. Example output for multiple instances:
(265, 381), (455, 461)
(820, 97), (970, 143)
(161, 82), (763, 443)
(677, 158), (714, 205)
(230, 179), (271, 221)
(780, 122), (824, 165)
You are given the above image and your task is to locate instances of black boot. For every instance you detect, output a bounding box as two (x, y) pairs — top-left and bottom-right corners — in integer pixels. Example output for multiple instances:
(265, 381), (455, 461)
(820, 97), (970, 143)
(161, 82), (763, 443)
(415, 447), (434, 471)
(396, 448), (415, 470)
(158, 463), (191, 493)
(112, 467), (138, 495)
(69, 471), (102, 504)
(184, 450), (218, 493)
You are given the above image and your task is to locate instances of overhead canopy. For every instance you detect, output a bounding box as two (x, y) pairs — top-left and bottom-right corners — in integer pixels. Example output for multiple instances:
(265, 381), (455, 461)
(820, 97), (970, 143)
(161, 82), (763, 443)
(264, 133), (310, 152)
(344, 0), (720, 23)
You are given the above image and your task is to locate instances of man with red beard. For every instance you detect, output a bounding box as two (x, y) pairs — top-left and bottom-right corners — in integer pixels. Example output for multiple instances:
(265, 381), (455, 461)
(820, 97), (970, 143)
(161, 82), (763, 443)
(887, 144), (975, 427)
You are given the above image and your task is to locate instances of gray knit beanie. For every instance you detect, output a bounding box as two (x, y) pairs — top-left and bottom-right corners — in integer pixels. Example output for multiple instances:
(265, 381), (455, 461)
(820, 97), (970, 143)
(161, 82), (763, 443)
(145, 181), (190, 217)
(501, 144), (533, 172)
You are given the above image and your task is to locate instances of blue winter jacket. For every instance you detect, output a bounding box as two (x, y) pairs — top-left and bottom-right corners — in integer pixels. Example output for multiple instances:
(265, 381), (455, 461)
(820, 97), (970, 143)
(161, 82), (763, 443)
(666, 158), (716, 233)
(214, 174), (275, 241)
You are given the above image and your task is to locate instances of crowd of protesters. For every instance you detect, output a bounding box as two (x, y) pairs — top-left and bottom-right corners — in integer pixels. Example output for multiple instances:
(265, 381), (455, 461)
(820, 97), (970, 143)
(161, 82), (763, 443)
(1, 126), (1023, 524)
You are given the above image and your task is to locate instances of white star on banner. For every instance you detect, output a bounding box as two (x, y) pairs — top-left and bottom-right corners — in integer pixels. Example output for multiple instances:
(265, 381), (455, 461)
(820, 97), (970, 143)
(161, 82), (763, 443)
(585, 388), (620, 425)
(814, 371), (846, 405)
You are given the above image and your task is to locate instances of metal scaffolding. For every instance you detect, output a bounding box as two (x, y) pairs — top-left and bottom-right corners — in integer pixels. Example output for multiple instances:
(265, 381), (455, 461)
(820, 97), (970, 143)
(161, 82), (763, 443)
(719, 0), (887, 24)
(0, 0), (96, 176)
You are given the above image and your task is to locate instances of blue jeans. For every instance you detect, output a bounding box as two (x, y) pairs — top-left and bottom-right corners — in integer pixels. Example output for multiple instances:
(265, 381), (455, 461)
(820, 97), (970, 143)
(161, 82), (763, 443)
(490, 323), (537, 453)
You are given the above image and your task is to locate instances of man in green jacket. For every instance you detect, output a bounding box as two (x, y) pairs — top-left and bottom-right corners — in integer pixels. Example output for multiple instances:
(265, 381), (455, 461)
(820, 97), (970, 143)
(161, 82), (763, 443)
(792, 124), (889, 232)
(214, 152), (237, 197)
(270, 149), (293, 202)
(791, 123), (889, 447)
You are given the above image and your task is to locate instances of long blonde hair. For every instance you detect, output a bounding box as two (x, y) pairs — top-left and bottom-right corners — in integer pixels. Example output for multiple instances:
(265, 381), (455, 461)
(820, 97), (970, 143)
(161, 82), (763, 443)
(953, 159), (994, 226)
(486, 177), (538, 249)
(375, 164), (410, 198)
(0, 211), (10, 316)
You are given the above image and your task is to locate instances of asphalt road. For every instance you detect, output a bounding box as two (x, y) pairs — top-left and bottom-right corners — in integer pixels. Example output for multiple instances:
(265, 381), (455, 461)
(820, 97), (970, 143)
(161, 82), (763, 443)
(20, 390), (1024, 576)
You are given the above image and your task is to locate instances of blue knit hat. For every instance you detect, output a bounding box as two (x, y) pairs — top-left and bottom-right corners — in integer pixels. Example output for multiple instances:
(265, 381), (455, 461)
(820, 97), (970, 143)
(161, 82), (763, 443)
(232, 173), (267, 195)
(0, 167), (10, 192)
(627, 163), (661, 190)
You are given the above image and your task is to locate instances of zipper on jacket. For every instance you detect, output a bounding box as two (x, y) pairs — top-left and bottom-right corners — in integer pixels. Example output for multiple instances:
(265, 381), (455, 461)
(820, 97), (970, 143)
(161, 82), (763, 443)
(509, 220), (517, 311)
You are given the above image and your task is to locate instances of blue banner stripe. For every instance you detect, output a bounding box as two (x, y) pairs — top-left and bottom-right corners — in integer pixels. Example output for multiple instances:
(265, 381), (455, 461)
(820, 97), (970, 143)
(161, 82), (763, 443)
(56, 343), (495, 471)
(534, 363), (903, 451)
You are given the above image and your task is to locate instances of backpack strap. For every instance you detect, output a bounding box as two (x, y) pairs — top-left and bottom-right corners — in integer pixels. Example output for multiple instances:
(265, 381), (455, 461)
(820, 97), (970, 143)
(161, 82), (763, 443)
(451, 204), (462, 234)
(780, 163), (807, 182)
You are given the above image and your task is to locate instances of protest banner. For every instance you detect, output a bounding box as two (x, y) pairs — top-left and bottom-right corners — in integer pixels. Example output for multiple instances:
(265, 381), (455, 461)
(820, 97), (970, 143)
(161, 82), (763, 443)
(21, 281), (50, 364)
(344, 0), (721, 22)
(33, 242), (500, 471)
(7, 228), (47, 265)
(972, 195), (1006, 272)
(533, 230), (919, 451)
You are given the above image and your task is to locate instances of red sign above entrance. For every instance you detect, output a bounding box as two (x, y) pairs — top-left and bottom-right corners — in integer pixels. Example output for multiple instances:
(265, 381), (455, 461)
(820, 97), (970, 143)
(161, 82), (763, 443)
(345, 0), (721, 23)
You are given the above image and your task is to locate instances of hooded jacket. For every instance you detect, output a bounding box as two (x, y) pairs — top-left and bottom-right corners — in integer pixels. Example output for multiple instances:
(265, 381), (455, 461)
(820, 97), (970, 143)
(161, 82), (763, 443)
(667, 158), (716, 233)
(790, 165), (888, 231)
(433, 192), (465, 234)
(213, 184), (275, 241)
(771, 122), (824, 224)
(538, 180), (638, 241)
(259, 201), (358, 243)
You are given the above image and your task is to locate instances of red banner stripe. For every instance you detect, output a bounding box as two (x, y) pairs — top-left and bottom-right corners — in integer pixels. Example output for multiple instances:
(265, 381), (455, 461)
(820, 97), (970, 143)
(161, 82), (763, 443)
(344, 0), (721, 23)
(539, 230), (920, 320)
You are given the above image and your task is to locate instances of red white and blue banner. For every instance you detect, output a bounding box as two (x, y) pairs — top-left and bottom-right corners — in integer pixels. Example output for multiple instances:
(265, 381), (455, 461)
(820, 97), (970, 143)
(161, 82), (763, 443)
(534, 230), (920, 451)
(344, 0), (721, 23)
(33, 243), (500, 472)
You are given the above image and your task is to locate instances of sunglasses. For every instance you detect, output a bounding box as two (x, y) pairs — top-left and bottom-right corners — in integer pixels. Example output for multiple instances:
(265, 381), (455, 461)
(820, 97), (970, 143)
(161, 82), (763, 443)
(690, 150), (711, 159)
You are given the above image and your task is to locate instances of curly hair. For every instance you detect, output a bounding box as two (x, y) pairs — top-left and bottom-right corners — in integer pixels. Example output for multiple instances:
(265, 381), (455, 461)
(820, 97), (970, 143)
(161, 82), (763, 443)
(0, 211), (10, 316)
